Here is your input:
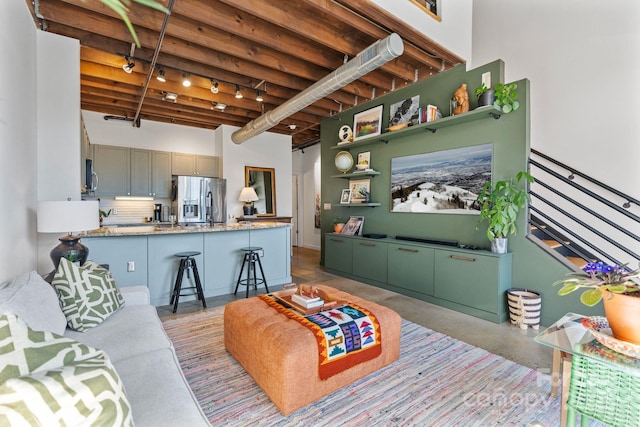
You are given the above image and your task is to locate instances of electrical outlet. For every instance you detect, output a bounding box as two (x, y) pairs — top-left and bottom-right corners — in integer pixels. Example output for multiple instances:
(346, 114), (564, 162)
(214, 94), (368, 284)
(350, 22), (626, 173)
(112, 208), (118, 215)
(127, 261), (135, 272)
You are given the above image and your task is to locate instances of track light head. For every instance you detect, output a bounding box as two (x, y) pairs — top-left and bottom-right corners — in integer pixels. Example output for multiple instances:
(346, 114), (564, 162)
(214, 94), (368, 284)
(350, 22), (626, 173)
(156, 68), (166, 82)
(288, 124), (297, 130)
(162, 92), (178, 103)
(255, 90), (264, 102)
(182, 73), (191, 87)
(210, 80), (219, 94)
(214, 102), (227, 111)
(122, 57), (135, 73)
(235, 85), (243, 99)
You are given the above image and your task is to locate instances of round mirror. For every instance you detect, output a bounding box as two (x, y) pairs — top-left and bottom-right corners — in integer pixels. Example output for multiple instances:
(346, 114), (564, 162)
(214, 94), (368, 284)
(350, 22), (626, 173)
(334, 151), (354, 173)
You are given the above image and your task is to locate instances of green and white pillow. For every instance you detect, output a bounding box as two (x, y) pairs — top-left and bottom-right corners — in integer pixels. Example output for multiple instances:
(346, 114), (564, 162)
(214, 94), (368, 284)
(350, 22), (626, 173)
(52, 258), (125, 332)
(0, 312), (134, 426)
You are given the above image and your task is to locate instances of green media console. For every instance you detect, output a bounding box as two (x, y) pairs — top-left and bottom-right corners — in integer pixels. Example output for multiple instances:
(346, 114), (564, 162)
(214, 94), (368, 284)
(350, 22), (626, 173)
(324, 234), (512, 323)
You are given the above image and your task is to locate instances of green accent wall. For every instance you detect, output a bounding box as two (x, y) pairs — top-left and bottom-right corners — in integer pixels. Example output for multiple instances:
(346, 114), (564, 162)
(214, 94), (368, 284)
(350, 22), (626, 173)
(320, 60), (603, 326)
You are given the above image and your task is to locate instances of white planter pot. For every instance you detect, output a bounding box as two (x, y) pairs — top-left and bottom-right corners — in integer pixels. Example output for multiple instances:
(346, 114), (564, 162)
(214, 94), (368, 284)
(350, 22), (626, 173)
(491, 237), (508, 254)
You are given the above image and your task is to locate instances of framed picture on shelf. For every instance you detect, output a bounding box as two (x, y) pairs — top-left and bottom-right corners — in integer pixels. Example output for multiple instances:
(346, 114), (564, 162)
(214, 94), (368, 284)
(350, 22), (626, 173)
(340, 216), (365, 236)
(353, 105), (383, 141)
(356, 151), (371, 171)
(349, 178), (371, 204)
(340, 189), (352, 204)
(389, 95), (420, 126)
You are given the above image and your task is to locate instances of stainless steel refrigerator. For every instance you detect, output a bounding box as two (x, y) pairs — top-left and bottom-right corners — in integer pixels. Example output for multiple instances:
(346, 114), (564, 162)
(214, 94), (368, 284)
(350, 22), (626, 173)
(171, 176), (227, 224)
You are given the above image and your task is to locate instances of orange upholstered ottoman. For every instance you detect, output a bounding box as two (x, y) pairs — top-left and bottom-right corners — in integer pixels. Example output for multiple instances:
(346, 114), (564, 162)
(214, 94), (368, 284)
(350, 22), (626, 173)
(223, 285), (401, 415)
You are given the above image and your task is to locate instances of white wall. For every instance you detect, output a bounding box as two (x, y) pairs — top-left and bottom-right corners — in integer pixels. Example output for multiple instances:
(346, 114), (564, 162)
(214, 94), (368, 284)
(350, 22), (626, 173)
(82, 110), (218, 156)
(292, 145), (322, 250)
(471, 0), (640, 198)
(372, 0), (473, 61)
(0, 0), (38, 281)
(218, 125), (292, 221)
(36, 31), (83, 274)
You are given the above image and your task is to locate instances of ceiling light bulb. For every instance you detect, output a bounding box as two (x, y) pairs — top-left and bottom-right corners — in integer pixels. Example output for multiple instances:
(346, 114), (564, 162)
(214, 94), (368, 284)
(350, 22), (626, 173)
(210, 80), (219, 94)
(122, 57), (135, 73)
(182, 74), (191, 87)
(235, 85), (243, 99)
(255, 90), (263, 102)
(156, 68), (166, 82)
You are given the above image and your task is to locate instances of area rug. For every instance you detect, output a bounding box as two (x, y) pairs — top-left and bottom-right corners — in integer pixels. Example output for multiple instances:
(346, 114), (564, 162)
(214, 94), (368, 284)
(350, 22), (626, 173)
(161, 307), (562, 426)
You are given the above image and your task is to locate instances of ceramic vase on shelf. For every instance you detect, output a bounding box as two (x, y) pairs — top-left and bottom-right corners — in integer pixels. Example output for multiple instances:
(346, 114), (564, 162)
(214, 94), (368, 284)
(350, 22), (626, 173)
(602, 290), (640, 344)
(333, 223), (345, 233)
(491, 237), (508, 254)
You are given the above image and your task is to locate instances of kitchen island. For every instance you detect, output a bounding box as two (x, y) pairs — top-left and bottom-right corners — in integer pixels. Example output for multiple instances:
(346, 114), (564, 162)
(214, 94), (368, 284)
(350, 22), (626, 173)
(83, 222), (291, 306)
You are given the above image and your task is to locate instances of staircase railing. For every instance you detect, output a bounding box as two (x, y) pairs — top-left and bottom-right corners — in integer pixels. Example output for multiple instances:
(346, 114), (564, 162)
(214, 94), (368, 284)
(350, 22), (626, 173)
(527, 149), (640, 269)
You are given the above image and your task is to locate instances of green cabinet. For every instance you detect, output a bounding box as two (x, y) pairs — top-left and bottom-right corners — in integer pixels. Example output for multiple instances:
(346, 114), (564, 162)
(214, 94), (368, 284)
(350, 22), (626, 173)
(94, 145), (130, 196)
(94, 146), (172, 197)
(324, 234), (353, 274)
(352, 239), (387, 282)
(387, 243), (434, 295)
(434, 249), (512, 319)
(171, 152), (220, 177)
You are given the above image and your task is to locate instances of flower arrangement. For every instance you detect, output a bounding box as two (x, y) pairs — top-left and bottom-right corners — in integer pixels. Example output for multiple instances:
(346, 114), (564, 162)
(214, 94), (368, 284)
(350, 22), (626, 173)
(554, 262), (640, 306)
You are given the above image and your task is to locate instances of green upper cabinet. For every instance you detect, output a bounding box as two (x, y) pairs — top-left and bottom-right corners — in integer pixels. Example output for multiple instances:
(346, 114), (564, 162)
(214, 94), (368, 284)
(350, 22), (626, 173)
(94, 145), (130, 196)
(171, 153), (220, 177)
(94, 146), (172, 197)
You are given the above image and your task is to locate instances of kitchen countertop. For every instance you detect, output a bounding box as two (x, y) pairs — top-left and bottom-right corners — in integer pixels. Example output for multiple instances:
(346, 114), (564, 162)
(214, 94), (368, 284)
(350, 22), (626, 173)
(82, 221), (290, 237)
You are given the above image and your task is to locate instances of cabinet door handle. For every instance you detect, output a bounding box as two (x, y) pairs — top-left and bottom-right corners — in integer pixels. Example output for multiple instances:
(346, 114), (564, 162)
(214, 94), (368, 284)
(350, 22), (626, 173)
(330, 238), (344, 243)
(450, 255), (476, 262)
(360, 242), (376, 247)
(398, 247), (419, 253)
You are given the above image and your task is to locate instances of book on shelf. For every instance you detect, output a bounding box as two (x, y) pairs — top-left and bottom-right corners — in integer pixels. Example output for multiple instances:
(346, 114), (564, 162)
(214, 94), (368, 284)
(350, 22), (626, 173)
(291, 293), (324, 308)
(353, 168), (374, 173)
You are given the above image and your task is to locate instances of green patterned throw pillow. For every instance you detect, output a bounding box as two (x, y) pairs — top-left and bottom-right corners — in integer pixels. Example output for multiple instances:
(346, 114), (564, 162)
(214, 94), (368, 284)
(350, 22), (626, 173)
(0, 312), (134, 426)
(52, 258), (125, 332)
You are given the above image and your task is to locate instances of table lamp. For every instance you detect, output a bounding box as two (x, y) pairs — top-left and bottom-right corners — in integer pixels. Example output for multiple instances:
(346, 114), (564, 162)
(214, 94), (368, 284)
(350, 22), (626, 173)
(239, 187), (259, 216)
(37, 200), (100, 273)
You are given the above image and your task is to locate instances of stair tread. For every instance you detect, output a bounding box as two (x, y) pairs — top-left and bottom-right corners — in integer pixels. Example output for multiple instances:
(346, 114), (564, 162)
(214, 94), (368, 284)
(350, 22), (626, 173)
(543, 239), (567, 249)
(567, 256), (589, 269)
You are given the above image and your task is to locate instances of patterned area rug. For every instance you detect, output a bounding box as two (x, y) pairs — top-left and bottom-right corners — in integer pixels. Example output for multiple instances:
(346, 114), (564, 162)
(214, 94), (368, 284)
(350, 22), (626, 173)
(161, 307), (563, 426)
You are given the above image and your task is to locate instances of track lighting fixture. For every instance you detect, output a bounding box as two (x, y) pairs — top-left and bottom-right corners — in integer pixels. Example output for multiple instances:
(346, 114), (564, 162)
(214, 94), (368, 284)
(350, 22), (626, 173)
(214, 102), (227, 111)
(210, 80), (219, 94)
(287, 124), (297, 130)
(182, 74), (191, 87)
(162, 92), (178, 103)
(255, 90), (264, 102)
(156, 68), (166, 82)
(122, 57), (135, 73)
(235, 85), (243, 99)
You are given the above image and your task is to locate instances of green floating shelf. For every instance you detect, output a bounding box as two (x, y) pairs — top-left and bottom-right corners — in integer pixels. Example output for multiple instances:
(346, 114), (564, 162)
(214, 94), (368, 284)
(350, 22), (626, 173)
(331, 171), (381, 179)
(330, 105), (502, 150)
(339, 203), (381, 207)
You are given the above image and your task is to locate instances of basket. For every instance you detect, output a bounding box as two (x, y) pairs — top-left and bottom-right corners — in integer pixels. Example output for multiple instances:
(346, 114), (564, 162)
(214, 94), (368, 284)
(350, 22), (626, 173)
(567, 354), (640, 427)
(506, 288), (541, 329)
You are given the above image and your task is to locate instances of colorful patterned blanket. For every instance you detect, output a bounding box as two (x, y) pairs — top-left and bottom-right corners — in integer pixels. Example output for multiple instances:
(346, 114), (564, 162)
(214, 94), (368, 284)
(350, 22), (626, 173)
(258, 295), (382, 380)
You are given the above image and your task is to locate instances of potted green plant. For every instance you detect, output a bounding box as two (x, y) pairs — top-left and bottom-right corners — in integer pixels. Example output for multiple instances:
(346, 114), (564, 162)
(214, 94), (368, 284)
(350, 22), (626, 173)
(475, 171), (534, 253)
(332, 217), (345, 233)
(474, 83), (495, 107)
(554, 262), (640, 344)
(493, 83), (520, 113)
(99, 208), (111, 227)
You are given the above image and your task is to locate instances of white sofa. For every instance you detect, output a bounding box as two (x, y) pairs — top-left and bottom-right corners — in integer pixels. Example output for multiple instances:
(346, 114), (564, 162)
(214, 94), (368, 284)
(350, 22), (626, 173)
(0, 271), (210, 426)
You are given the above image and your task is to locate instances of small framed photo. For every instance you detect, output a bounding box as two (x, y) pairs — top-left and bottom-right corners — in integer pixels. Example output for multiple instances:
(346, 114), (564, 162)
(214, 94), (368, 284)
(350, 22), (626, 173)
(356, 151), (371, 170)
(340, 189), (352, 204)
(349, 178), (371, 204)
(353, 105), (383, 141)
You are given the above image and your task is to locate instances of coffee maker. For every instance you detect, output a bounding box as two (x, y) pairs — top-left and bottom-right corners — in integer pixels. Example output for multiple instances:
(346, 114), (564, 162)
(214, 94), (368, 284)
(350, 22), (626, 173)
(154, 203), (162, 222)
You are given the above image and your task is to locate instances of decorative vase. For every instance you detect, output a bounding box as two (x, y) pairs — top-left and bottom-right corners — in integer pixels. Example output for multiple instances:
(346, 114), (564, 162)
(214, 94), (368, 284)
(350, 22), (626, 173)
(491, 237), (508, 254)
(602, 290), (640, 344)
(333, 223), (344, 233)
(478, 89), (495, 107)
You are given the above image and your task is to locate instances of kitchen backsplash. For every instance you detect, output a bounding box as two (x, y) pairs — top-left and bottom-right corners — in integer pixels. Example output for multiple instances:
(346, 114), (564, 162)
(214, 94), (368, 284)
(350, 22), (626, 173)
(90, 198), (173, 225)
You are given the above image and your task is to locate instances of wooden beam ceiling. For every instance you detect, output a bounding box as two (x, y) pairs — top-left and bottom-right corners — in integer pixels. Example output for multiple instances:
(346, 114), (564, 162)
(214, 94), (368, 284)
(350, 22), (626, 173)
(27, 0), (464, 148)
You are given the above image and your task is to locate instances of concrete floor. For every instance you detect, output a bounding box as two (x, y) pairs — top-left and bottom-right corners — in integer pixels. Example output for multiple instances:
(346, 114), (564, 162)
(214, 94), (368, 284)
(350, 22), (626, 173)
(157, 246), (553, 371)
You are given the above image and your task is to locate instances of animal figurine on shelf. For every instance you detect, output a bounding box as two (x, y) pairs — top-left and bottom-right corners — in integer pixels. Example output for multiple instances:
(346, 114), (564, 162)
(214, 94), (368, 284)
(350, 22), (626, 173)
(452, 83), (469, 115)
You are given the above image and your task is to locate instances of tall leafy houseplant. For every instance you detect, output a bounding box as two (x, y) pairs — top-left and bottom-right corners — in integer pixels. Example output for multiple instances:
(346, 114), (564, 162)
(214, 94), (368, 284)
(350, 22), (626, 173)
(97, 0), (170, 47)
(476, 171), (534, 253)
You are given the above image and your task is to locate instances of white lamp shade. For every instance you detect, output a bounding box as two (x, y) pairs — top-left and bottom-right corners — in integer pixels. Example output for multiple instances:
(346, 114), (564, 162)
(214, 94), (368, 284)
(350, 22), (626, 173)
(238, 187), (259, 202)
(37, 201), (100, 234)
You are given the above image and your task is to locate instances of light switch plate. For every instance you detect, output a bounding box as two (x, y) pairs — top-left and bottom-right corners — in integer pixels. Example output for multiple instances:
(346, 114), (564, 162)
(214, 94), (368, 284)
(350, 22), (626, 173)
(323, 203), (331, 210)
(482, 72), (491, 89)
